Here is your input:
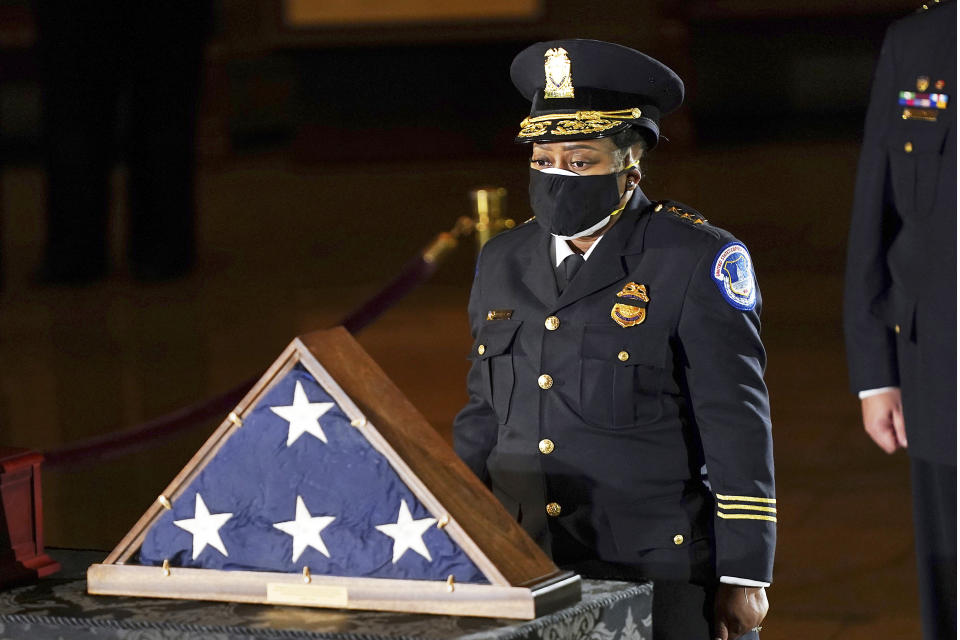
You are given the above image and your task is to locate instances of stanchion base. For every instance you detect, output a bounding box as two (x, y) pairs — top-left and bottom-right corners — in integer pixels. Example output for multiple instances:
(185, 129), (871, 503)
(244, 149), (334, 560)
(0, 553), (61, 590)
(0, 447), (60, 589)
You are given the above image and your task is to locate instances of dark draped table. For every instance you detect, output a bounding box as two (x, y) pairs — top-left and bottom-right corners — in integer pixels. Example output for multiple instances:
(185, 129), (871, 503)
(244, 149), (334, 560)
(0, 550), (652, 640)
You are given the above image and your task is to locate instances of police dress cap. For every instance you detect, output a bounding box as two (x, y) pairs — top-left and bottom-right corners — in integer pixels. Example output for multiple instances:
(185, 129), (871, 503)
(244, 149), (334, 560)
(511, 39), (684, 148)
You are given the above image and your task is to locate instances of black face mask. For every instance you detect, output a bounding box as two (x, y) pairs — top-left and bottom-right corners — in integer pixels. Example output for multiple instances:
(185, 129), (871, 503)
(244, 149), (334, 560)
(528, 168), (627, 238)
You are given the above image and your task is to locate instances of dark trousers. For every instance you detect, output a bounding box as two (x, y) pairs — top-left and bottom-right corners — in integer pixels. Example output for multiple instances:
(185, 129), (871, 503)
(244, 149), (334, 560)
(910, 457), (957, 640)
(554, 522), (760, 639)
(651, 580), (759, 640)
(559, 556), (761, 638)
(35, 1), (210, 280)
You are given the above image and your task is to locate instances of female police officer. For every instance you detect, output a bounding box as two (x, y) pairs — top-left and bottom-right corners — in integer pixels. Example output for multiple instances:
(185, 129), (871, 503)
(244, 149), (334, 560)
(453, 40), (775, 639)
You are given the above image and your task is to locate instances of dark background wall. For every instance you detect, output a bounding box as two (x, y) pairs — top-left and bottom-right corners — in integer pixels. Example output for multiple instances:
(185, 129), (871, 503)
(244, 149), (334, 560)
(0, 0), (913, 287)
(0, 1), (912, 158)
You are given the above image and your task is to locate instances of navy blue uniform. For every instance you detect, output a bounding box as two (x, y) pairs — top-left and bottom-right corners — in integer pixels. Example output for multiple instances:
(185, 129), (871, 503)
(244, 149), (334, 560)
(843, 3), (956, 637)
(454, 189), (776, 590)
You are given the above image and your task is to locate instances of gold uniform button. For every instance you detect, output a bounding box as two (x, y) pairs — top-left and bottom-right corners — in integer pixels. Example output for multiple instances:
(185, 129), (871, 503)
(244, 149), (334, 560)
(895, 324), (901, 334)
(904, 141), (914, 153)
(538, 374), (554, 389)
(546, 502), (562, 517)
(477, 344), (486, 355)
(618, 350), (630, 362)
(538, 439), (555, 454)
(673, 534), (684, 545)
(545, 316), (560, 331)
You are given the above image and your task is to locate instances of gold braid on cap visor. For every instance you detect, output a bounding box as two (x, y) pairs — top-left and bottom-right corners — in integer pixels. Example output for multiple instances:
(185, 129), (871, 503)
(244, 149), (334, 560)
(518, 108), (643, 138)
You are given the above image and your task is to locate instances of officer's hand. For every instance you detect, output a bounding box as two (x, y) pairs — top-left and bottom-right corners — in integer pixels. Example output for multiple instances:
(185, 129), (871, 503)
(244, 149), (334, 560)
(713, 584), (767, 639)
(861, 389), (907, 453)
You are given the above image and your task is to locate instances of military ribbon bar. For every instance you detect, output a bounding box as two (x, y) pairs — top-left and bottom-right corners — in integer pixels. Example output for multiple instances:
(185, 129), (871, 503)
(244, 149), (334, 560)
(899, 91), (950, 109)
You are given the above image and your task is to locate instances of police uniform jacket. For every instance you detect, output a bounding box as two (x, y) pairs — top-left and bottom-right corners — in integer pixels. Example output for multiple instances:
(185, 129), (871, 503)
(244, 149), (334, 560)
(843, 1), (957, 466)
(453, 188), (776, 585)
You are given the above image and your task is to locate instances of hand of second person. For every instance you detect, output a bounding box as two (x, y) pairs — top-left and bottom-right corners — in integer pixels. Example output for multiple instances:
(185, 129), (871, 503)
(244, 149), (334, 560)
(861, 389), (907, 453)
(713, 584), (768, 639)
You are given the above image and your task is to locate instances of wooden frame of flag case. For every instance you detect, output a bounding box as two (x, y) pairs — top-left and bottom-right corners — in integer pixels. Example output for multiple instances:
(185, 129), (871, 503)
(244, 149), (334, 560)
(87, 327), (580, 619)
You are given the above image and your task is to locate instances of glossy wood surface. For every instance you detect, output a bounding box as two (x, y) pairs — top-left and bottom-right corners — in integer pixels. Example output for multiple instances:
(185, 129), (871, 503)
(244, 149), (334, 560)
(88, 563), (578, 619)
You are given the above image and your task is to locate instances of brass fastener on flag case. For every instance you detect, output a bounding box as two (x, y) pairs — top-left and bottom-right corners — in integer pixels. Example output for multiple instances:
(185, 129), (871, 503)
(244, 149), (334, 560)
(157, 495), (172, 510)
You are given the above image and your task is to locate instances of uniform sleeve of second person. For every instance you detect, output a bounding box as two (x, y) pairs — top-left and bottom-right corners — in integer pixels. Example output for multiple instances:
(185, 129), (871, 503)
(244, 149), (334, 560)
(842, 23), (900, 395)
(677, 236), (776, 584)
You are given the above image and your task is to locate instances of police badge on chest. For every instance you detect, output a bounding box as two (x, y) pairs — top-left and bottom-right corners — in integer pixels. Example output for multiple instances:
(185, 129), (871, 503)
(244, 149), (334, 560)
(611, 282), (650, 328)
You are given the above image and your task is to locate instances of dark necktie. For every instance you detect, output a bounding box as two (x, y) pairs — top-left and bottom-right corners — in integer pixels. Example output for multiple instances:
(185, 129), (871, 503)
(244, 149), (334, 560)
(558, 253), (585, 293)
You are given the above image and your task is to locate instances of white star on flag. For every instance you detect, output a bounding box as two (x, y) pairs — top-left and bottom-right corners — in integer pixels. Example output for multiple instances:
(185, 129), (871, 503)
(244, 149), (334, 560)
(273, 495), (336, 562)
(269, 380), (334, 446)
(173, 493), (233, 560)
(375, 499), (437, 563)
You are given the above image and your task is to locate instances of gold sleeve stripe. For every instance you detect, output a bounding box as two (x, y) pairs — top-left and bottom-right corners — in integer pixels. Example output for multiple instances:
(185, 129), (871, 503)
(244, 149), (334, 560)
(717, 502), (778, 514)
(717, 512), (777, 523)
(715, 494), (777, 504)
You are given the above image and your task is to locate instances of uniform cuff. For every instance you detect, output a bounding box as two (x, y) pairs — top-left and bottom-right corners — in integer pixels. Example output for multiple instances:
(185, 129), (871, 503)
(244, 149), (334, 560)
(858, 386), (899, 399)
(720, 576), (770, 587)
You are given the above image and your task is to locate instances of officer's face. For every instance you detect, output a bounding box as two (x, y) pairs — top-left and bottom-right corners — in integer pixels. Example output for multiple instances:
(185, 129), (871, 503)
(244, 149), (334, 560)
(529, 138), (642, 217)
(529, 139), (623, 175)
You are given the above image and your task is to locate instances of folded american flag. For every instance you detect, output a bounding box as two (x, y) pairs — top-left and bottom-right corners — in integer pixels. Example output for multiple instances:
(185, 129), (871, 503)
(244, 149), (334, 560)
(140, 364), (487, 583)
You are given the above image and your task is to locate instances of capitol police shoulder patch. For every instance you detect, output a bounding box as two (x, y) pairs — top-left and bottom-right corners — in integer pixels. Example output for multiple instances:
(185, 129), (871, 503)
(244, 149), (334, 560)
(712, 242), (756, 311)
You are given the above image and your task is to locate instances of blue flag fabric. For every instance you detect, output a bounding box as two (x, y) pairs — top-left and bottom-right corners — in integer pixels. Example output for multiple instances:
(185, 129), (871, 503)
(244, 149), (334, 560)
(140, 364), (488, 583)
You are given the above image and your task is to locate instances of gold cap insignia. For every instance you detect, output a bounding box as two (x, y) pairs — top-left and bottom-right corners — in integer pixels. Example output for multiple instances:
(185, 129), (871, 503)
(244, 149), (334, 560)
(544, 47), (574, 99)
(917, 76), (930, 92)
(611, 282), (649, 328)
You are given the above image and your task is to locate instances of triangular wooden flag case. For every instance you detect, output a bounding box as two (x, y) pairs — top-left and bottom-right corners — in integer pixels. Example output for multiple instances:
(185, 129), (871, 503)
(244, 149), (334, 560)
(87, 327), (580, 619)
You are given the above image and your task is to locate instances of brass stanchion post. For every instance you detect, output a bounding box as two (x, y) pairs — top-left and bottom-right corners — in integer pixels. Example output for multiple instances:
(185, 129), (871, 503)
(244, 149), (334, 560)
(469, 187), (514, 251)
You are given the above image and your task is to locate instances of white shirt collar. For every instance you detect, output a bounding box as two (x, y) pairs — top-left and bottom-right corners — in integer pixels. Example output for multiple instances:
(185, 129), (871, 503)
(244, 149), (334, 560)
(553, 234), (604, 268)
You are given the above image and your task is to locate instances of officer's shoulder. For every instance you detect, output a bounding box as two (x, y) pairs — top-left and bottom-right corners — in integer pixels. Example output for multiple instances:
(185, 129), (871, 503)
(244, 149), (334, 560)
(646, 200), (722, 239)
(642, 200), (748, 252)
(894, 0), (953, 34)
(913, 0), (951, 14)
(478, 215), (539, 257)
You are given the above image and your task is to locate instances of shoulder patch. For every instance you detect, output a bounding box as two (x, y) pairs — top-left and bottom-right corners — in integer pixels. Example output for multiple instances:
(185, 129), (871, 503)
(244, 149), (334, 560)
(711, 242), (756, 311)
(654, 201), (708, 225)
